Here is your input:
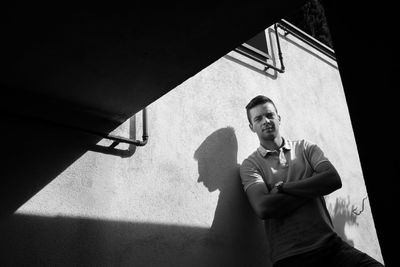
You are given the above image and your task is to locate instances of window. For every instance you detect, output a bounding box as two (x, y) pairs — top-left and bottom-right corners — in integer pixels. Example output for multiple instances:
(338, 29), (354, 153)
(234, 31), (270, 63)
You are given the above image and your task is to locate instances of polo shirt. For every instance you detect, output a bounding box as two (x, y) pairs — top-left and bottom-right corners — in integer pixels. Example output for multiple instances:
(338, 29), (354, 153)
(240, 138), (337, 264)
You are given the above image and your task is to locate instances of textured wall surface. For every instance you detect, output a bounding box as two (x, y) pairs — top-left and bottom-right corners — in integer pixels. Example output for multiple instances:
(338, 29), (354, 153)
(1, 26), (383, 266)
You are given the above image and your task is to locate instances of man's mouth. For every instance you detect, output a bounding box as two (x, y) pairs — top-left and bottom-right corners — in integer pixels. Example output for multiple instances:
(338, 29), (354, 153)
(263, 126), (274, 132)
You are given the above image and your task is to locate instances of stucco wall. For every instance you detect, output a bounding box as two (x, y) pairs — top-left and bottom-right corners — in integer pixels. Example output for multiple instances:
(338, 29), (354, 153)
(1, 25), (383, 266)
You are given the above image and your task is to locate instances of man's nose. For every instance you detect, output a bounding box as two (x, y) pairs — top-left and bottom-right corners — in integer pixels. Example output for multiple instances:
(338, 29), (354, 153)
(261, 116), (270, 124)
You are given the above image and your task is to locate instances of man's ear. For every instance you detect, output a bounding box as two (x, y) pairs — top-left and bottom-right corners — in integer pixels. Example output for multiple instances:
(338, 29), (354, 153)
(249, 123), (255, 132)
(278, 115), (281, 123)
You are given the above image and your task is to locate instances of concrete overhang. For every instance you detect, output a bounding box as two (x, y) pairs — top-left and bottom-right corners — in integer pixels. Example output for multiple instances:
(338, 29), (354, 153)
(1, 2), (307, 131)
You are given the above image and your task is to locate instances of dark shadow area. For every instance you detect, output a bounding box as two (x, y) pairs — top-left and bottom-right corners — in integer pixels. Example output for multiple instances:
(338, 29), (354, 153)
(0, 113), (118, 219)
(1, 90), (139, 158)
(2, 2), (308, 125)
(322, 2), (396, 265)
(194, 127), (270, 266)
(329, 196), (359, 247)
(0, 214), (216, 266)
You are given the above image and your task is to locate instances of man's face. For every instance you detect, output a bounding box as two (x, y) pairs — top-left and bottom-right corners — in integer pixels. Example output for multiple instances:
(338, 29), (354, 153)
(248, 102), (281, 142)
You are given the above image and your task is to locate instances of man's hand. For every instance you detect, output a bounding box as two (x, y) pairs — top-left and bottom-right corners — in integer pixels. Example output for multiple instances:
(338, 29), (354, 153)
(270, 184), (279, 194)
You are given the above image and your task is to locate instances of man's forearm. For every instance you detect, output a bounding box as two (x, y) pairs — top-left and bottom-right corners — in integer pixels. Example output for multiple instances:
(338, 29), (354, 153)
(282, 168), (342, 199)
(259, 189), (310, 218)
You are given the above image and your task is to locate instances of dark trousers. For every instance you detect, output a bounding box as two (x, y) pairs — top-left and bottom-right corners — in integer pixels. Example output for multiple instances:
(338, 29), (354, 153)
(274, 236), (384, 267)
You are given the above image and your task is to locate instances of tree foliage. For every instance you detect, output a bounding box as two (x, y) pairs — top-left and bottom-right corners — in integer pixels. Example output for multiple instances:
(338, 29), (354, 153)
(285, 0), (333, 48)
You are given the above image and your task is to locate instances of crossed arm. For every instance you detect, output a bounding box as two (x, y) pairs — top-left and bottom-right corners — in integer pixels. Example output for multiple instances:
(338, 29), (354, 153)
(245, 161), (342, 219)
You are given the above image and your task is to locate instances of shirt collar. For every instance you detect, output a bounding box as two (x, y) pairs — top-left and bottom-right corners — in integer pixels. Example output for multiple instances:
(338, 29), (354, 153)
(258, 138), (291, 157)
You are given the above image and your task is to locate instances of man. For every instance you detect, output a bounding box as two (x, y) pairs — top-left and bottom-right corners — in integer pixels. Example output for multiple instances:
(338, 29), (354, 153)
(239, 95), (384, 267)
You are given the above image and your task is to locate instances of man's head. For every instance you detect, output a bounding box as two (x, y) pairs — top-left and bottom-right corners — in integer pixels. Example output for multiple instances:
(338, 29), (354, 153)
(245, 95), (281, 143)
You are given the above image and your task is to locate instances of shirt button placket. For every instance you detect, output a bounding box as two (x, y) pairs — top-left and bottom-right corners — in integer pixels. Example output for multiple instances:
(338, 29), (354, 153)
(279, 150), (287, 167)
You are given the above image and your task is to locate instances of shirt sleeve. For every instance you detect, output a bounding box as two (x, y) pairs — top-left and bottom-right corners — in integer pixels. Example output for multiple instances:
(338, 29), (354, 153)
(304, 140), (330, 170)
(239, 159), (266, 192)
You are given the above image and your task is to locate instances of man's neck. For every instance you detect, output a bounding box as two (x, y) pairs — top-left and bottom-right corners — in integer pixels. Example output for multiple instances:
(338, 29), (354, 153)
(260, 136), (283, 151)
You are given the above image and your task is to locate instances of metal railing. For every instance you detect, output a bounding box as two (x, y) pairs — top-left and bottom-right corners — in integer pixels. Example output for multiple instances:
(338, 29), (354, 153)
(233, 19), (336, 73)
(277, 19), (336, 61)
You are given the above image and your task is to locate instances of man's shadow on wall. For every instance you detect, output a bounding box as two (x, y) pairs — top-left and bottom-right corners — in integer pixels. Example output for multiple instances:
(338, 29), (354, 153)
(194, 127), (270, 266)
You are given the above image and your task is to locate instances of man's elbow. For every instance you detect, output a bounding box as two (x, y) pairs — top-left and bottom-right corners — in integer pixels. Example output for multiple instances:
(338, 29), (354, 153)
(330, 168), (342, 192)
(253, 204), (267, 220)
(335, 175), (342, 190)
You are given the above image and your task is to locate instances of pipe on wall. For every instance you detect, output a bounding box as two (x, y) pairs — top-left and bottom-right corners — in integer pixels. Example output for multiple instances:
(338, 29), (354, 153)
(24, 108), (149, 147)
(234, 23), (285, 73)
(103, 108), (148, 146)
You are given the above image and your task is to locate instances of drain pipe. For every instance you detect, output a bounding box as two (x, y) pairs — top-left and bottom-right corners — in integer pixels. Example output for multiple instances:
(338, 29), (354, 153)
(106, 107), (148, 146)
(234, 23), (285, 73)
(274, 23), (285, 73)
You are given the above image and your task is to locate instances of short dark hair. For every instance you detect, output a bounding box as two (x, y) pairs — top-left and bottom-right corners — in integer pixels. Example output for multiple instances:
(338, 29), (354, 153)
(245, 95), (278, 124)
